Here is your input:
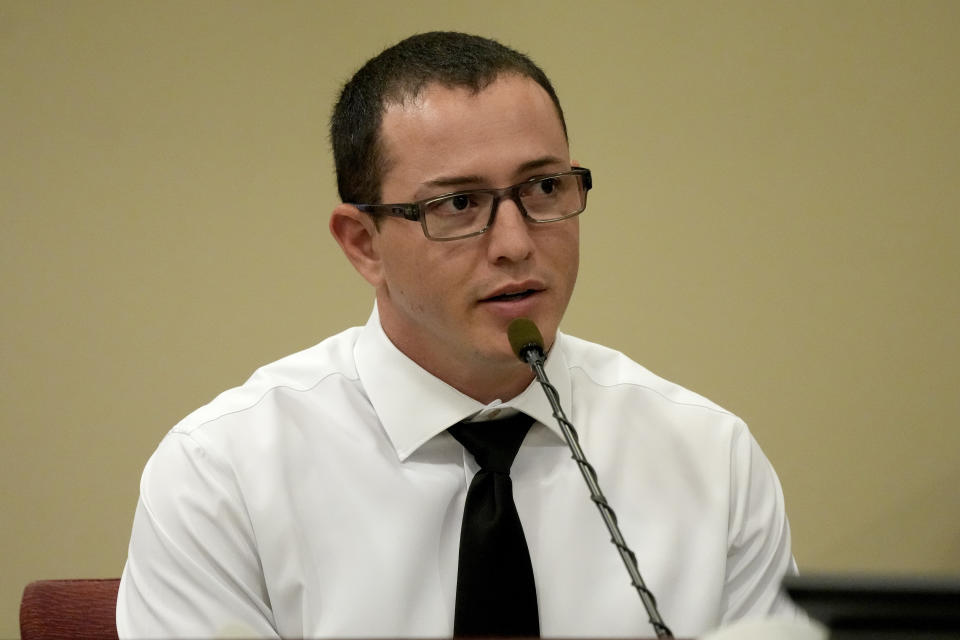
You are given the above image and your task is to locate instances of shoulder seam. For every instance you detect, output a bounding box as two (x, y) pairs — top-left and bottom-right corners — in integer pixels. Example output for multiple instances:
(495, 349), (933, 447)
(176, 369), (356, 435)
(568, 363), (736, 418)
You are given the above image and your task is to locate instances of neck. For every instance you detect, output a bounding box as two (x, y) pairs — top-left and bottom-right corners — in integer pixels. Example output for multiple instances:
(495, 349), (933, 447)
(439, 360), (536, 405)
(376, 312), (537, 405)
(399, 338), (536, 404)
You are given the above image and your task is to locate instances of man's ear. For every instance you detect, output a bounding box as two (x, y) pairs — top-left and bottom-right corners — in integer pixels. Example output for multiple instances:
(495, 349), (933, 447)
(329, 203), (383, 287)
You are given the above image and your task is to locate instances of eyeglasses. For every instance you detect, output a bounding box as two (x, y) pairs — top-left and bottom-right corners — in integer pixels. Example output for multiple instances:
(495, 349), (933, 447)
(352, 168), (592, 241)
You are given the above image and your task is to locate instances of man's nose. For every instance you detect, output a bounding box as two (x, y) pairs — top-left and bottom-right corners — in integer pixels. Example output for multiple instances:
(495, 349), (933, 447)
(486, 196), (535, 262)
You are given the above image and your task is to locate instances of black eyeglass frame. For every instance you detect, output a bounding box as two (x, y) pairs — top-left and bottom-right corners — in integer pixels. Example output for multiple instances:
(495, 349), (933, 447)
(351, 167), (592, 241)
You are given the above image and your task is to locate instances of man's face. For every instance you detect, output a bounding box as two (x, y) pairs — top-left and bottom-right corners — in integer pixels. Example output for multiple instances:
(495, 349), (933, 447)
(371, 74), (579, 398)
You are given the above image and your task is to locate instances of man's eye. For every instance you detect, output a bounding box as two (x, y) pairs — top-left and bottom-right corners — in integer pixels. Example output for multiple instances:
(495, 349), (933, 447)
(538, 178), (558, 194)
(450, 194), (472, 211)
(428, 193), (478, 216)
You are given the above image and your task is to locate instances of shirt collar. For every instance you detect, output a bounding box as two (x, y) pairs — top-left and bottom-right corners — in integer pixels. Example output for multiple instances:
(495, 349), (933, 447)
(355, 305), (573, 461)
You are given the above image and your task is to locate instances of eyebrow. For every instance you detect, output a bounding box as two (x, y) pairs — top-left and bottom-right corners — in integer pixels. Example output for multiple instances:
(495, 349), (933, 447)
(422, 156), (567, 192)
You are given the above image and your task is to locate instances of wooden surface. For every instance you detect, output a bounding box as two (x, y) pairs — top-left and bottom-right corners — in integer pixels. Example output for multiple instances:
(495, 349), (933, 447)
(20, 578), (120, 640)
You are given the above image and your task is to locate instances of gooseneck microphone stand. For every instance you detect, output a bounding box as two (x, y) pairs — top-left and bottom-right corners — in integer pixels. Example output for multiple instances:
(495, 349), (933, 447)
(508, 319), (673, 639)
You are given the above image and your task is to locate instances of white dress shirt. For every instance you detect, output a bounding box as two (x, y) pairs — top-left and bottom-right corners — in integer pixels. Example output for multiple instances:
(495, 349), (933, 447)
(117, 307), (799, 639)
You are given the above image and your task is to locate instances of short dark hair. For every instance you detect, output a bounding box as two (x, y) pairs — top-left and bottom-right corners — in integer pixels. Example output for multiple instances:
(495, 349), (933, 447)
(330, 31), (567, 205)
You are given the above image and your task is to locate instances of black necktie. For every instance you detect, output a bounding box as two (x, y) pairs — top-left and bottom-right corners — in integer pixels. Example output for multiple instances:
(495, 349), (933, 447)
(448, 413), (540, 637)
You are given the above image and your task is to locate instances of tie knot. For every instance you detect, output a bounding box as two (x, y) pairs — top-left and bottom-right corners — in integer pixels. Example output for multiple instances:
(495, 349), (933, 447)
(448, 413), (534, 474)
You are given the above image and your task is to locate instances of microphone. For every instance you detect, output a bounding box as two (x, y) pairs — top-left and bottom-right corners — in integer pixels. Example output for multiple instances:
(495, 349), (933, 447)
(507, 318), (674, 639)
(507, 317), (546, 366)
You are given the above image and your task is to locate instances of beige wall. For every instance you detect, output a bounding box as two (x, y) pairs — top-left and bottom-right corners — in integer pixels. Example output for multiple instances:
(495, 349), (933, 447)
(2, 0), (958, 635)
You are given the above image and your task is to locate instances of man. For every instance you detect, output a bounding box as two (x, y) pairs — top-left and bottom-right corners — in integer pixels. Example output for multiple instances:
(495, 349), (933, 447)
(118, 32), (799, 638)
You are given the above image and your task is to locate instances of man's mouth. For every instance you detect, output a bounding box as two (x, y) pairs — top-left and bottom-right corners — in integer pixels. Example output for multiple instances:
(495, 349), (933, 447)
(483, 289), (539, 303)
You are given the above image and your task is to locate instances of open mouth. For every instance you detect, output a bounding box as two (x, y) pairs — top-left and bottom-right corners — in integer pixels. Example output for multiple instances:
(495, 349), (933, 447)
(484, 289), (538, 303)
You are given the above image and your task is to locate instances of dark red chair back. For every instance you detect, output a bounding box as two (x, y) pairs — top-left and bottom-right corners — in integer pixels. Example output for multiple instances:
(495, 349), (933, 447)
(20, 578), (120, 640)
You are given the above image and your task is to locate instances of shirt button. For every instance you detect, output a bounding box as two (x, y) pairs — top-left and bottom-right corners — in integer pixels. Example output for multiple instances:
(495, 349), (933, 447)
(488, 408), (501, 418)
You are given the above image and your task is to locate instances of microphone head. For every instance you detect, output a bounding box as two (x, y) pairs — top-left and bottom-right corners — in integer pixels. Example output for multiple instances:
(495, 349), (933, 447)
(507, 317), (545, 362)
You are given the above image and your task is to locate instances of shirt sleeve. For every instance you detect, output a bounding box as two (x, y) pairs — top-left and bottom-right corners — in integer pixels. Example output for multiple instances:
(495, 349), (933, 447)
(720, 422), (802, 623)
(116, 431), (279, 639)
